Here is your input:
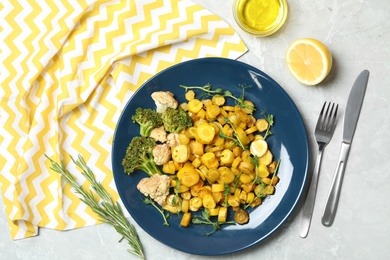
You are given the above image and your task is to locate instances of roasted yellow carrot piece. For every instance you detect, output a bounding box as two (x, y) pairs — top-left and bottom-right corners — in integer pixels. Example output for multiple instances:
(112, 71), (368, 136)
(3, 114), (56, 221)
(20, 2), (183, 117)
(220, 149), (234, 166)
(190, 197), (203, 211)
(206, 104), (220, 120)
(219, 167), (235, 184)
(180, 169), (200, 188)
(181, 199), (190, 213)
(256, 118), (269, 132)
(218, 207), (228, 222)
(201, 152), (219, 169)
(208, 206), (220, 216)
(162, 160), (176, 174)
(212, 95), (225, 106)
(227, 195), (240, 207)
(180, 212), (192, 227)
(187, 99), (203, 113)
(172, 144), (190, 163)
(257, 164), (270, 178)
(202, 194), (216, 209)
(188, 140), (204, 156)
(235, 126), (250, 146)
(259, 149), (273, 165)
(211, 183), (225, 193)
(196, 122), (216, 144)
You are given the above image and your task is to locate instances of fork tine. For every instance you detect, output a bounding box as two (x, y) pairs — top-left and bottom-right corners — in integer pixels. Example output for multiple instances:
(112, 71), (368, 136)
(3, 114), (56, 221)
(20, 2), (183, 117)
(316, 102), (339, 132)
(330, 104), (338, 131)
(324, 102), (335, 131)
(315, 102), (327, 130)
(325, 103), (338, 131)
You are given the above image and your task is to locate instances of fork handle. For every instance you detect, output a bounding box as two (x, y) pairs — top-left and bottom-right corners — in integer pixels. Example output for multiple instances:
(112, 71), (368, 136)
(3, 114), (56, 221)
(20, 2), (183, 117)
(299, 146), (324, 238)
(321, 142), (351, 227)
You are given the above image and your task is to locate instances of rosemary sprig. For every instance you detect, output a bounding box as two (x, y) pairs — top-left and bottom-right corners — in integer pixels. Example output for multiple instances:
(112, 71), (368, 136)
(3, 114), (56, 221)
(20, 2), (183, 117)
(45, 154), (145, 259)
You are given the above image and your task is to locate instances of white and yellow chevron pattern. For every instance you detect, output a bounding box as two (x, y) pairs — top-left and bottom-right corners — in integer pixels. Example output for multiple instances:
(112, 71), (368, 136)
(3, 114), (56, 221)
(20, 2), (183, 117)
(0, 0), (247, 240)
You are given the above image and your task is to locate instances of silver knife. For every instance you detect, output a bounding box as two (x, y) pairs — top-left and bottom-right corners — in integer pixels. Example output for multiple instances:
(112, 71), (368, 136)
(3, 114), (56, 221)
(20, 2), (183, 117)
(321, 70), (370, 226)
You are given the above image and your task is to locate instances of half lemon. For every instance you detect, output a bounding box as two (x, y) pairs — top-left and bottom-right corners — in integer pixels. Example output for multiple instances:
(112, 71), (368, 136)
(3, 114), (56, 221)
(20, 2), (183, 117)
(286, 38), (332, 86)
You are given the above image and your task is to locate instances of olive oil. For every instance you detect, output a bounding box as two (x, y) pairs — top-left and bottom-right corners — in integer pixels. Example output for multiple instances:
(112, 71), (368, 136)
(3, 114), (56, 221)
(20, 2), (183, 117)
(234, 0), (287, 36)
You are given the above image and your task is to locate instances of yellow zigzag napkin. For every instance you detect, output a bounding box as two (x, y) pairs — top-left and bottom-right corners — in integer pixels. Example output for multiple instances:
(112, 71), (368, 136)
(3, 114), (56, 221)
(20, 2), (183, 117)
(0, 0), (247, 240)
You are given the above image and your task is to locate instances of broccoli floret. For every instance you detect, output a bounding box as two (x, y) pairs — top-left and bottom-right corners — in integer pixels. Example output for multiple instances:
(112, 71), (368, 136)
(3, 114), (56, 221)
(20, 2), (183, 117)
(131, 107), (163, 137)
(122, 136), (162, 176)
(161, 107), (192, 133)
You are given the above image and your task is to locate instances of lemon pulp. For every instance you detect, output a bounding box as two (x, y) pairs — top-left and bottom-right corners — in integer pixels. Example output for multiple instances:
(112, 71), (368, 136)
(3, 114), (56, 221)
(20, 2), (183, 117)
(237, 0), (283, 33)
(285, 38), (333, 85)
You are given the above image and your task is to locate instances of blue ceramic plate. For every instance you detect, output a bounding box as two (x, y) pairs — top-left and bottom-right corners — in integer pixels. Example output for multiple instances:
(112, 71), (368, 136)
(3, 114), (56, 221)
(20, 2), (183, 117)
(112, 58), (309, 256)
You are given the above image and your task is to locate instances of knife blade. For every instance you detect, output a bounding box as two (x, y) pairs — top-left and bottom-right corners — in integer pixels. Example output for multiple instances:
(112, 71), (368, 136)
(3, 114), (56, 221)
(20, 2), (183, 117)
(321, 70), (369, 227)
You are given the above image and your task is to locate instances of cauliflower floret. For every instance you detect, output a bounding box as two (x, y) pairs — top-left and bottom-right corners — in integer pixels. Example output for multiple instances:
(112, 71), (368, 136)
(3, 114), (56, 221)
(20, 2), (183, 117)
(152, 144), (171, 165)
(151, 91), (178, 113)
(150, 126), (167, 143)
(166, 133), (181, 147)
(136, 174), (170, 206)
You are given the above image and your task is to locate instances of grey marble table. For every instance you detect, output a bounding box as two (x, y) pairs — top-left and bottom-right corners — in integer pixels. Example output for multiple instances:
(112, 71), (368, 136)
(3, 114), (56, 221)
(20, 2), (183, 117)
(1, 0), (389, 259)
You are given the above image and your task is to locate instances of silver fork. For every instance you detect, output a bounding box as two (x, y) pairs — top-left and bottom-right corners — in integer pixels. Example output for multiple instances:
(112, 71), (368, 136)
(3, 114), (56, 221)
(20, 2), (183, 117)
(299, 101), (338, 238)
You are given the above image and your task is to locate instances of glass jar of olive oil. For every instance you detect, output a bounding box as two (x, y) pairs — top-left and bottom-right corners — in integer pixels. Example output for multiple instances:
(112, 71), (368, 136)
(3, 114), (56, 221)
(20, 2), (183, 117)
(233, 0), (288, 36)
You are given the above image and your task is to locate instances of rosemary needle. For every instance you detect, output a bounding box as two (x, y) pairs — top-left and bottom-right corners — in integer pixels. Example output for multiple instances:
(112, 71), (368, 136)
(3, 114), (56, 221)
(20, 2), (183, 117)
(45, 154), (145, 259)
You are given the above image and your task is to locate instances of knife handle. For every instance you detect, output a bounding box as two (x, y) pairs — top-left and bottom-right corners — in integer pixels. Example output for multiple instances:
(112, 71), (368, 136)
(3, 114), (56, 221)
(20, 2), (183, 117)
(321, 142), (351, 226)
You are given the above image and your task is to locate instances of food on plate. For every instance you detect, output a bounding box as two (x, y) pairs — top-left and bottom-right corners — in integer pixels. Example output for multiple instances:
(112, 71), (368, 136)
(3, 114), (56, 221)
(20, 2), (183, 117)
(250, 139), (268, 157)
(152, 144), (171, 166)
(285, 38), (333, 86)
(137, 174), (171, 206)
(122, 136), (162, 176)
(150, 126), (167, 143)
(132, 107), (163, 137)
(161, 107), (192, 133)
(151, 91), (178, 113)
(122, 86), (280, 233)
(234, 208), (249, 225)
